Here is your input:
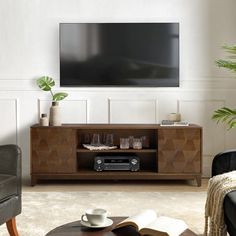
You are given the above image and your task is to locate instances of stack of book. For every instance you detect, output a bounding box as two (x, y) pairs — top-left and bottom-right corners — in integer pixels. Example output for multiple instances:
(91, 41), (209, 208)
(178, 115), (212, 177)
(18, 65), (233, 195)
(160, 120), (189, 126)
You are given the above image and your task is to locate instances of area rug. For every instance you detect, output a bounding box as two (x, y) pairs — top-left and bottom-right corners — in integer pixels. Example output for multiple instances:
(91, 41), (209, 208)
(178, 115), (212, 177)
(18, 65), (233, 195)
(0, 191), (206, 235)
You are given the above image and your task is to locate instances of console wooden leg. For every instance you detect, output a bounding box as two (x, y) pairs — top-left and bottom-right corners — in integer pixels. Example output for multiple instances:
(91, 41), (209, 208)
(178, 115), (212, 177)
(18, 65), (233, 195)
(6, 217), (20, 236)
(196, 176), (201, 187)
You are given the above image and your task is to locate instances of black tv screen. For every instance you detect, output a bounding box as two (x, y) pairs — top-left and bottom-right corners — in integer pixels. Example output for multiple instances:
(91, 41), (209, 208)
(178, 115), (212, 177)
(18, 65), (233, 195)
(60, 23), (179, 87)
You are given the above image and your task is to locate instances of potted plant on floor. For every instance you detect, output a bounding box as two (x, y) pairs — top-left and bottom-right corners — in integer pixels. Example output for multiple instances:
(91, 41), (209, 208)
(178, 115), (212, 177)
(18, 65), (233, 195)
(212, 45), (236, 129)
(37, 76), (68, 126)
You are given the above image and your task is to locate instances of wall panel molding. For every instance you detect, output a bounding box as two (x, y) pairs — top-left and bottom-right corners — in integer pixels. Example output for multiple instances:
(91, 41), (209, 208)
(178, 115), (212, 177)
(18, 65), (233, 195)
(202, 155), (215, 177)
(2, 78), (236, 91)
(108, 98), (158, 124)
(0, 98), (18, 145)
(38, 99), (88, 124)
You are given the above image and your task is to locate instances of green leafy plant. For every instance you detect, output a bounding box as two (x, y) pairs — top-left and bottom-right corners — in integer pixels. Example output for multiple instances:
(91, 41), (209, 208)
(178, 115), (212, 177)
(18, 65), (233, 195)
(37, 76), (68, 101)
(212, 45), (236, 129)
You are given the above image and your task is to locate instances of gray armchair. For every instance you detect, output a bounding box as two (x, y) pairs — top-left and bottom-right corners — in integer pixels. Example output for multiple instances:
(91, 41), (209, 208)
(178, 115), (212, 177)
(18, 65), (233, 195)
(0, 145), (21, 236)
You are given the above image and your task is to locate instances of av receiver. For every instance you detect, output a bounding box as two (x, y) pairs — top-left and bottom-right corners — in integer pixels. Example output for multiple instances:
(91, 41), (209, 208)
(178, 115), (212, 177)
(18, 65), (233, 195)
(94, 154), (140, 172)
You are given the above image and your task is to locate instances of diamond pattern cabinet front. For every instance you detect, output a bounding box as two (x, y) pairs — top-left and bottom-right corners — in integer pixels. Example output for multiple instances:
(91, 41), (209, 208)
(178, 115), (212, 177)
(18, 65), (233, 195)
(31, 127), (77, 173)
(158, 128), (201, 173)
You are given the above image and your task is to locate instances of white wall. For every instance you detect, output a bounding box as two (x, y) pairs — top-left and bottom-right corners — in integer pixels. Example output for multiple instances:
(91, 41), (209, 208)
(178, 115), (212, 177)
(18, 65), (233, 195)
(0, 0), (236, 182)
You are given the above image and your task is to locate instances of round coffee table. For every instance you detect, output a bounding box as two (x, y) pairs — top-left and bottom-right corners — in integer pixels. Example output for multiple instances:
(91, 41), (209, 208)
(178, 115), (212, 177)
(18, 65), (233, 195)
(46, 216), (197, 236)
(46, 217), (139, 236)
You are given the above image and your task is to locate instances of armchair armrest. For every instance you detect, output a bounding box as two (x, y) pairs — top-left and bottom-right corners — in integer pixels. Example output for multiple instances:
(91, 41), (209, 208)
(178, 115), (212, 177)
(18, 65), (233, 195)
(0, 145), (21, 194)
(212, 149), (236, 177)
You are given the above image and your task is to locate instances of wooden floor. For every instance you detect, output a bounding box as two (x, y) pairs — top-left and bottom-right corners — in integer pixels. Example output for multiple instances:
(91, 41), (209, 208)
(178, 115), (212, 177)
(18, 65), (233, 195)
(23, 178), (208, 192)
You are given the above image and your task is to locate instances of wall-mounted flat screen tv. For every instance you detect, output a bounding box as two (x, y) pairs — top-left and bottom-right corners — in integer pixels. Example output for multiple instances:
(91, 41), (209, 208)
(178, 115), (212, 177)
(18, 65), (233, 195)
(60, 23), (179, 87)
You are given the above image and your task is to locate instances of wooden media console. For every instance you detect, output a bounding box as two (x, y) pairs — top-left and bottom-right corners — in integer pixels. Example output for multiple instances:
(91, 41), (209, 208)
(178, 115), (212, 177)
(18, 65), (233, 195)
(30, 124), (202, 186)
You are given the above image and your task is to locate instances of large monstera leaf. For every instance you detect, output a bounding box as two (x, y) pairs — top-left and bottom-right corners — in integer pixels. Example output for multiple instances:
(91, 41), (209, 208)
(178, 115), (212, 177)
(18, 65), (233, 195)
(36, 76), (68, 101)
(37, 76), (55, 91)
(53, 92), (68, 101)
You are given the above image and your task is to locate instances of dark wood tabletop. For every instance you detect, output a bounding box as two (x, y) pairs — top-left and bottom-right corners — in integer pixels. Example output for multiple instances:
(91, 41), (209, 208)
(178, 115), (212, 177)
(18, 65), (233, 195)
(45, 217), (197, 236)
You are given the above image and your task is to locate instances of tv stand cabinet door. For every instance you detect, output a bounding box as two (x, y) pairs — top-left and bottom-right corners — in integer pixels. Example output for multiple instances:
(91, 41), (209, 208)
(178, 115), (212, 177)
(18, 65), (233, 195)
(31, 127), (77, 173)
(158, 128), (201, 173)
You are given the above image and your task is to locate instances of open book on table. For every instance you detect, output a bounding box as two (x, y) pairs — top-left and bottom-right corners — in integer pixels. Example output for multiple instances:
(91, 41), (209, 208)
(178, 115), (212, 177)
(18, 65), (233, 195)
(114, 209), (188, 236)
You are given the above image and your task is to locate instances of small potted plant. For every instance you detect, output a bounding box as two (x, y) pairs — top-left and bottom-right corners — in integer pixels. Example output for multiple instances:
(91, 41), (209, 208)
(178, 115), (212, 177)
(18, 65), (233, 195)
(37, 76), (68, 126)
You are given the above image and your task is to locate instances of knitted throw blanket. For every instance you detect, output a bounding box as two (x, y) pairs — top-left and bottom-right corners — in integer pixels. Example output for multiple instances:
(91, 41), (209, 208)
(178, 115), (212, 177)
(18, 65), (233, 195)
(204, 170), (236, 236)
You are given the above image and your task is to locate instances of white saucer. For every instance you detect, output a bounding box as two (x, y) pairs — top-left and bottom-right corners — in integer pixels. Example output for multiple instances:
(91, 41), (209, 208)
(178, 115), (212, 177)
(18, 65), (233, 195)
(80, 218), (113, 228)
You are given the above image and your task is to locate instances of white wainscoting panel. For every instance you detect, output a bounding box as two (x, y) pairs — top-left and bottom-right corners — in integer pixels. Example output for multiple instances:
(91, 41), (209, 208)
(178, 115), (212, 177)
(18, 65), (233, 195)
(0, 99), (18, 145)
(38, 99), (88, 124)
(202, 155), (214, 177)
(179, 100), (225, 156)
(109, 99), (158, 124)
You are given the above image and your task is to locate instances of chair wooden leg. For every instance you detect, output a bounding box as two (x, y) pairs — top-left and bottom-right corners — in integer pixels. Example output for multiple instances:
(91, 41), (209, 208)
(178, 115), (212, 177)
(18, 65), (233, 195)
(6, 217), (20, 236)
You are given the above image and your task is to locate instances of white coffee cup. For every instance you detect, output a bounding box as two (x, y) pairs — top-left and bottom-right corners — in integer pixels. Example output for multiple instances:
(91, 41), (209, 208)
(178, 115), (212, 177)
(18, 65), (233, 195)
(81, 208), (107, 226)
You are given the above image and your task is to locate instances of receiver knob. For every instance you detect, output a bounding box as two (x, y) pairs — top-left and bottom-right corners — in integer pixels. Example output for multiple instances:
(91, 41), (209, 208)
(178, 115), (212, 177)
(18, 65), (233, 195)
(131, 159), (138, 165)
